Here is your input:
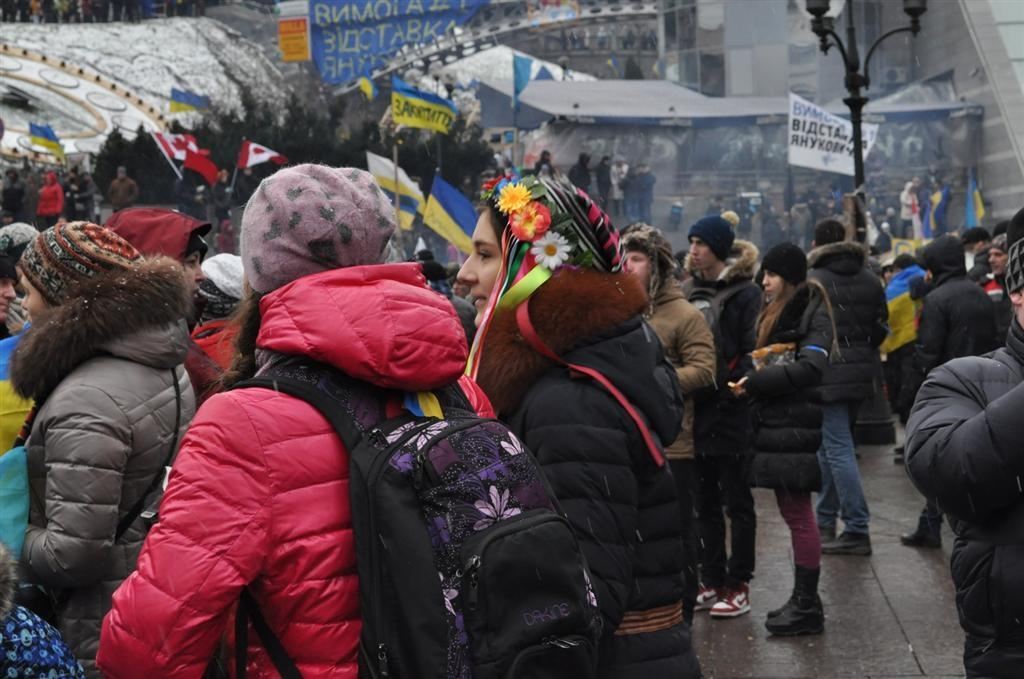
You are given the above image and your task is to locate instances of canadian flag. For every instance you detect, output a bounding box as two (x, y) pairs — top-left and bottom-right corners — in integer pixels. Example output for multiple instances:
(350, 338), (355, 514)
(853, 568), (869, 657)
(152, 131), (199, 162)
(237, 140), (288, 169)
(184, 148), (219, 186)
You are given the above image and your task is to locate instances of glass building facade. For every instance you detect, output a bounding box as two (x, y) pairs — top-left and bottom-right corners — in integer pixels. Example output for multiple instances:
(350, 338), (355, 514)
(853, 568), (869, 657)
(661, 0), (898, 102)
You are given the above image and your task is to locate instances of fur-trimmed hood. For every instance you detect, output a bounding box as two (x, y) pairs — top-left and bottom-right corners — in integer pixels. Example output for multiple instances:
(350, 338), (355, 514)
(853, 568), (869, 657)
(0, 543), (15, 619)
(807, 240), (869, 276)
(685, 239), (759, 285)
(11, 257), (192, 401)
(476, 268), (649, 416)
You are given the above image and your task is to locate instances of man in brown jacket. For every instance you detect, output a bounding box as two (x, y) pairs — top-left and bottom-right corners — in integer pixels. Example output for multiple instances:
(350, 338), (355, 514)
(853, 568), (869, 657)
(622, 223), (716, 624)
(107, 166), (139, 212)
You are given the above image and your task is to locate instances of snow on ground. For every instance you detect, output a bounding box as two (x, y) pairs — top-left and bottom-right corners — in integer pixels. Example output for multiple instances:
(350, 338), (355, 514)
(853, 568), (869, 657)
(2, 18), (291, 116)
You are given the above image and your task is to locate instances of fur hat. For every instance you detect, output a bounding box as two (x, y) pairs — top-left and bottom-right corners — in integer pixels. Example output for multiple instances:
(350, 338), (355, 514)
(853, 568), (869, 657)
(18, 222), (141, 305)
(241, 164), (397, 294)
(688, 215), (734, 262)
(621, 222), (676, 302)
(761, 242), (807, 286)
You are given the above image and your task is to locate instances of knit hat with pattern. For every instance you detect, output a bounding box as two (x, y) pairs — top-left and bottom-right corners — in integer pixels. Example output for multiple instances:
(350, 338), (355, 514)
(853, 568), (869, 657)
(240, 164), (397, 294)
(18, 222), (141, 305)
(0, 223), (39, 262)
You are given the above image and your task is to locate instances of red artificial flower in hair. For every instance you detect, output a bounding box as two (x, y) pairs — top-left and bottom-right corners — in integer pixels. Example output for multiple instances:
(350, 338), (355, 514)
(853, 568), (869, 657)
(509, 202), (552, 242)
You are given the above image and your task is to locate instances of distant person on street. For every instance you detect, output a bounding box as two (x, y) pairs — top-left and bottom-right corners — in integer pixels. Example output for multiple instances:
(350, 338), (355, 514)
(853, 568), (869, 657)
(1, 170), (25, 222)
(899, 234), (998, 549)
(905, 206), (1024, 678)
(982, 232), (1013, 341)
(35, 171), (64, 230)
(567, 152), (592, 194)
(107, 166), (138, 212)
(807, 219), (888, 556)
(628, 164), (656, 224)
(881, 253), (926, 463)
(532, 149), (555, 178)
(596, 155), (612, 209)
(899, 178), (920, 238)
(610, 158), (628, 218)
(962, 227), (991, 280)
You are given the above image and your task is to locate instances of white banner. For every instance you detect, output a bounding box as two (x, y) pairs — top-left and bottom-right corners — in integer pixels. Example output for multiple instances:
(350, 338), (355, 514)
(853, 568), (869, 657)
(787, 93), (878, 176)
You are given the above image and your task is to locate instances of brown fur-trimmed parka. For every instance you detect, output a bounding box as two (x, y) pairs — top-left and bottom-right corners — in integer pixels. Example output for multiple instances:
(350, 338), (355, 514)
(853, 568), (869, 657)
(10, 257), (196, 677)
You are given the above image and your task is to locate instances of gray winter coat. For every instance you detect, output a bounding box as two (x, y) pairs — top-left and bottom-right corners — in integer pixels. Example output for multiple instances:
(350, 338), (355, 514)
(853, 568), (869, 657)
(10, 258), (196, 677)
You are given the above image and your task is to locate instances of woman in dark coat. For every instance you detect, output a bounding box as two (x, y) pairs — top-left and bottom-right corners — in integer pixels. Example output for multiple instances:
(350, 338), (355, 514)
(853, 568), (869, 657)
(737, 243), (835, 636)
(458, 175), (701, 678)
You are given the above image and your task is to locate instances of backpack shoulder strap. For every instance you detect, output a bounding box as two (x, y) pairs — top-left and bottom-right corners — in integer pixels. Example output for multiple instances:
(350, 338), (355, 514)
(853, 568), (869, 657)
(234, 375), (363, 453)
(236, 588), (303, 679)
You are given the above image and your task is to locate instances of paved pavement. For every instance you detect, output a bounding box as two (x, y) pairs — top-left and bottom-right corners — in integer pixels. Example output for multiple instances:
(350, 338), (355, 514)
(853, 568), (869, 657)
(691, 437), (965, 678)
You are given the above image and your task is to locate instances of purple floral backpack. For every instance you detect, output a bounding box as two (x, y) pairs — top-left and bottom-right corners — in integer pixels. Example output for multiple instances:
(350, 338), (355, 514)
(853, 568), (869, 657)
(233, 366), (601, 679)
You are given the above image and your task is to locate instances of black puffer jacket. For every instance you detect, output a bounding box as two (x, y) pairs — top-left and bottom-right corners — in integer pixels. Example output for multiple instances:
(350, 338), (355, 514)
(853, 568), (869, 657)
(807, 241), (888, 403)
(477, 269), (700, 679)
(685, 239), (762, 456)
(745, 283), (833, 493)
(906, 319), (1024, 678)
(914, 235), (999, 376)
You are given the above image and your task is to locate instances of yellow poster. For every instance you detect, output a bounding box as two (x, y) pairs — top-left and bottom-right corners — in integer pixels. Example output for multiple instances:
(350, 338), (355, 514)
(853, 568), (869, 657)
(278, 18), (311, 63)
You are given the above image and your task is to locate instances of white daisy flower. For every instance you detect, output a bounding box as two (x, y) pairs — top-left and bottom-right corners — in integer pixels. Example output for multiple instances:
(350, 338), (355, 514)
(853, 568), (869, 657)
(530, 232), (572, 271)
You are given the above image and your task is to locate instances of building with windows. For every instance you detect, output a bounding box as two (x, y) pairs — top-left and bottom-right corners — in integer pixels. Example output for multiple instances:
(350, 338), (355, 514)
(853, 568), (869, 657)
(660, 0), (1024, 220)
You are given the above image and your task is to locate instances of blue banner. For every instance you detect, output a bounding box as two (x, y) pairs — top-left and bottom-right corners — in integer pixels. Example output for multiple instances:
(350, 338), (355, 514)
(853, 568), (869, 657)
(311, 0), (488, 87)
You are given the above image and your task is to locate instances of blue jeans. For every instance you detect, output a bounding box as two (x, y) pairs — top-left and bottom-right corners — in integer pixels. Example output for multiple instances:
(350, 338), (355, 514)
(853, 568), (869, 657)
(816, 401), (870, 535)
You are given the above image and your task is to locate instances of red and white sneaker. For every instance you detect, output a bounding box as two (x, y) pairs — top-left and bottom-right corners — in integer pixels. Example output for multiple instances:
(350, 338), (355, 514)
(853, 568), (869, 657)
(695, 585), (723, 611)
(709, 583), (751, 618)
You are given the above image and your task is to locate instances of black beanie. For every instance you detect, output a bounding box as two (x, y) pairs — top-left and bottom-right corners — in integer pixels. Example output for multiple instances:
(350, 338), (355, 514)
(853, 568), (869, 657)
(0, 255), (15, 282)
(1006, 206), (1024, 293)
(688, 215), (735, 262)
(761, 243), (807, 286)
(186, 231), (209, 261)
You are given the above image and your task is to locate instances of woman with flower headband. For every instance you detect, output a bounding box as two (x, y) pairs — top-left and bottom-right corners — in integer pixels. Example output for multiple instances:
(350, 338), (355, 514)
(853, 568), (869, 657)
(458, 175), (702, 678)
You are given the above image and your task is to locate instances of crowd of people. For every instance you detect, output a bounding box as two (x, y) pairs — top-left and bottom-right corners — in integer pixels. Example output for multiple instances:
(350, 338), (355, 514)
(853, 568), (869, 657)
(0, 0), (206, 22)
(531, 150), (657, 225)
(0, 157), (1015, 679)
(2, 165), (128, 229)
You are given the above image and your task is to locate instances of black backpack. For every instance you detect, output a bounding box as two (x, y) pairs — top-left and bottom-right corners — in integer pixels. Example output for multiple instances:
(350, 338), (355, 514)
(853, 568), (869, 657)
(229, 367), (601, 679)
(681, 280), (745, 397)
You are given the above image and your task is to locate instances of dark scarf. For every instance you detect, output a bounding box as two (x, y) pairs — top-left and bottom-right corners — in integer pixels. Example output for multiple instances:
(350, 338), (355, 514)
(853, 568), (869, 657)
(198, 278), (240, 323)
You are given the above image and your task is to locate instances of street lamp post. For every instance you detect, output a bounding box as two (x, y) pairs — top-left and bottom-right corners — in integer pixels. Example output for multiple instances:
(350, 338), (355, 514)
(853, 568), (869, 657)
(806, 0), (927, 196)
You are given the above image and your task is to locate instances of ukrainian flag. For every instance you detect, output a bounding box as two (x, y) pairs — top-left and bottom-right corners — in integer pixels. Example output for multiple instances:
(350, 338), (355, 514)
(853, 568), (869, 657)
(170, 88), (211, 113)
(358, 77), (377, 101)
(606, 56), (621, 78)
(0, 333), (31, 452)
(366, 151), (425, 231)
(423, 175), (476, 255)
(965, 167), (985, 228)
(391, 77), (457, 134)
(29, 123), (63, 160)
(926, 185), (950, 239)
(881, 264), (925, 355)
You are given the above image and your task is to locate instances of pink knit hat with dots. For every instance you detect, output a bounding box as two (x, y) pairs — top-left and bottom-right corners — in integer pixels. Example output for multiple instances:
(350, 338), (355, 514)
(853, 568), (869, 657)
(240, 164), (397, 294)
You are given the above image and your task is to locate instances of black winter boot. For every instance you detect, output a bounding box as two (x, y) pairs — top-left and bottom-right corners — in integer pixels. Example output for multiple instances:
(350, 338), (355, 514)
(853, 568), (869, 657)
(765, 566), (824, 636)
(900, 514), (942, 548)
